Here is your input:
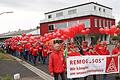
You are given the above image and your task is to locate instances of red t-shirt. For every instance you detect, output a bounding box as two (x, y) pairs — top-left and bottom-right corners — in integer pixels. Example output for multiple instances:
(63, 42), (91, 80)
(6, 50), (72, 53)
(42, 49), (48, 57)
(112, 48), (120, 55)
(32, 48), (38, 56)
(68, 51), (81, 56)
(99, 47), (110, 55)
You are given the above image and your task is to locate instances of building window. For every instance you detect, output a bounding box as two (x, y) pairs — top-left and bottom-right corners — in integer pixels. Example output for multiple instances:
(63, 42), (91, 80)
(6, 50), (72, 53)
(48, 15), (52, 19)
(94, 6), (96, 10)
(112, 21), (114, 26)
(68, 21), (78, 27)
(106, 20), (109, 27)
(99, 8), (101, 12)
(99, 19), (101, 27)
(55, 22), (67, 29)
(103, 9), (105, 12)
(79, 19), (90, 28)
(94, 19), (97, 27)
(101, 20), (103, 27)
(110, 21), (112, 27)
(48, 24), (54, 32)
(68, 9), (77, 15)
(105, 20), (107, 27)
(108, 21), (110, 27)
(103, 20), (105, 27)
(56, 12), (63, 17)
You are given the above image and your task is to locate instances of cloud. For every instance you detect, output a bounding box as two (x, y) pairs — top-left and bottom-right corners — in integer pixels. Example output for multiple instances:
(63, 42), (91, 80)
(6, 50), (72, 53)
(0, 0), (120, 34)
(0, 0), (66, 12)
(1, 0), (120, 14)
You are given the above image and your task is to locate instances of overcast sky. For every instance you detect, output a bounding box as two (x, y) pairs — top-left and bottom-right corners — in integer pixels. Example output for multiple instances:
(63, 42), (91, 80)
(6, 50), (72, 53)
(0, 0), (120, 34)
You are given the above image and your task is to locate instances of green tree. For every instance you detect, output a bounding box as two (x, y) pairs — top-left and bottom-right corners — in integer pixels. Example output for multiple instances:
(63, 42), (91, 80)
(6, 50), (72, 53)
(117, 20), (120, 28)
(112, 20), (120, 42)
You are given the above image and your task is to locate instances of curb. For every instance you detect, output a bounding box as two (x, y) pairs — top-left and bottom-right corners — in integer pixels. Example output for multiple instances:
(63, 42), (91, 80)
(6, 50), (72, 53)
(11, 55), (54, 80)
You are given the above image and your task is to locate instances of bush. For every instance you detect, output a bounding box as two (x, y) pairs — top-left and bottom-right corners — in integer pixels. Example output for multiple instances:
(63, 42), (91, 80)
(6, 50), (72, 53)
(0, 74), (12, 80)
(0, 48), (6, 54)
(112, 35), (120, 41)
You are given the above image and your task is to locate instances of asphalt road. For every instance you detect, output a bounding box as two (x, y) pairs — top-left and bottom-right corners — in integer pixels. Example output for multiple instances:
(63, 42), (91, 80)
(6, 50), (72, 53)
(0, 60), (118, 80)
(0, 60), (44, 80)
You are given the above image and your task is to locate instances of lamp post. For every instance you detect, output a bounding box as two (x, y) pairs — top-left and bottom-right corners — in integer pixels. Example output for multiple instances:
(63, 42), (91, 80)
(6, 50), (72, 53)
(0, 11), (13, 15)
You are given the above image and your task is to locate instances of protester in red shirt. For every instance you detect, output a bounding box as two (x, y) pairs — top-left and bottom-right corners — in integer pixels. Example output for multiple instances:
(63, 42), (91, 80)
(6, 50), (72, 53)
(100, 41), (110, 80)
(37, 45), (43, 63)
(81, 41), (89, 56)
(67, 45), (81, 80)
(94, 41), (110, 55)
(94, 40), (102, 53)
(18, 45), (23, 58)
(32, 48), (38, 66)
(85, 46), (96, 55)
(82, 41), (89, 54)
(49, 43), (66, 80)
(67, 45), (81, 57)
(42, 46), (48, 64)
(112, 43), (120, 56)
(64, 42), (80, 57)
(84, 45), (97, 80)
(100, 41), (110, 55)
(28, 47), (34, 62)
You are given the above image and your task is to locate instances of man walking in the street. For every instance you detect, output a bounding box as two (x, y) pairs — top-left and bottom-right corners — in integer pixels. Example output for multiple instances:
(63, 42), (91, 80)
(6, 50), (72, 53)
(49, 43), (66, 80)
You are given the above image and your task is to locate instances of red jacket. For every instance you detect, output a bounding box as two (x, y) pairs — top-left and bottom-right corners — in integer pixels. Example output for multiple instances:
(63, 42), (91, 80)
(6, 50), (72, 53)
(85, 51), (96, 55)
(82, 46), (88, 55)
(112, 48), (120, 55)
(68, 51), (81, 56)
(32, 48), (38, 56)
(18, 46), (23, 53)
(49, 50), (66, 73)
(42, 49), (48, 57)
(99, 47), (110, 55)
(94, 43), (101, 51)
(38, 47), (42, 52)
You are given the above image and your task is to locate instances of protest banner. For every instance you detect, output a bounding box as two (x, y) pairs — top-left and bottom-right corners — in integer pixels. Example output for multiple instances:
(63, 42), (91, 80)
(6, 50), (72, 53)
(67, 55), (119, 78)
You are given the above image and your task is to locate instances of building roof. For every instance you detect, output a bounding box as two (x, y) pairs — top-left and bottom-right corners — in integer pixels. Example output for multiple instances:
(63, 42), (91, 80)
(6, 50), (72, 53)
(45, 2), (112, 14)
(26, 29), (40, 35)
(0, 29), (37, 39)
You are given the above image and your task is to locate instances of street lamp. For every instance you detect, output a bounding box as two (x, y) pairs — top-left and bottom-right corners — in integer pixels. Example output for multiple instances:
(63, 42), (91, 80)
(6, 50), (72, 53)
(0, 11), (13, 15)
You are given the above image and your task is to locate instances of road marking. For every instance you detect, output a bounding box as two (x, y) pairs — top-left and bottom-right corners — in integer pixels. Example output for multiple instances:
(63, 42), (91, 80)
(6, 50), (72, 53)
(11, 56), (54, 80)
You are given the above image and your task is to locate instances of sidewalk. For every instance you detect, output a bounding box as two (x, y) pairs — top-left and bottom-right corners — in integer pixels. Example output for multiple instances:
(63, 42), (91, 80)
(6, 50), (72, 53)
(11, 56), (54, 80)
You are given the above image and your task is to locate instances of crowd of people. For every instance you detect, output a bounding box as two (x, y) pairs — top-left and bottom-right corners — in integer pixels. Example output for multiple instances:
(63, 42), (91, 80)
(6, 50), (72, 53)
(1, 41), (49, 66)
(49, 39), (120, 80)
(1, 38), (120, 80)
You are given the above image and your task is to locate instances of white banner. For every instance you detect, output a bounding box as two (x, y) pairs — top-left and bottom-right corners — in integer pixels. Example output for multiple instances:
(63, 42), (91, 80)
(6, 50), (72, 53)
(67, 55), (119, 78)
